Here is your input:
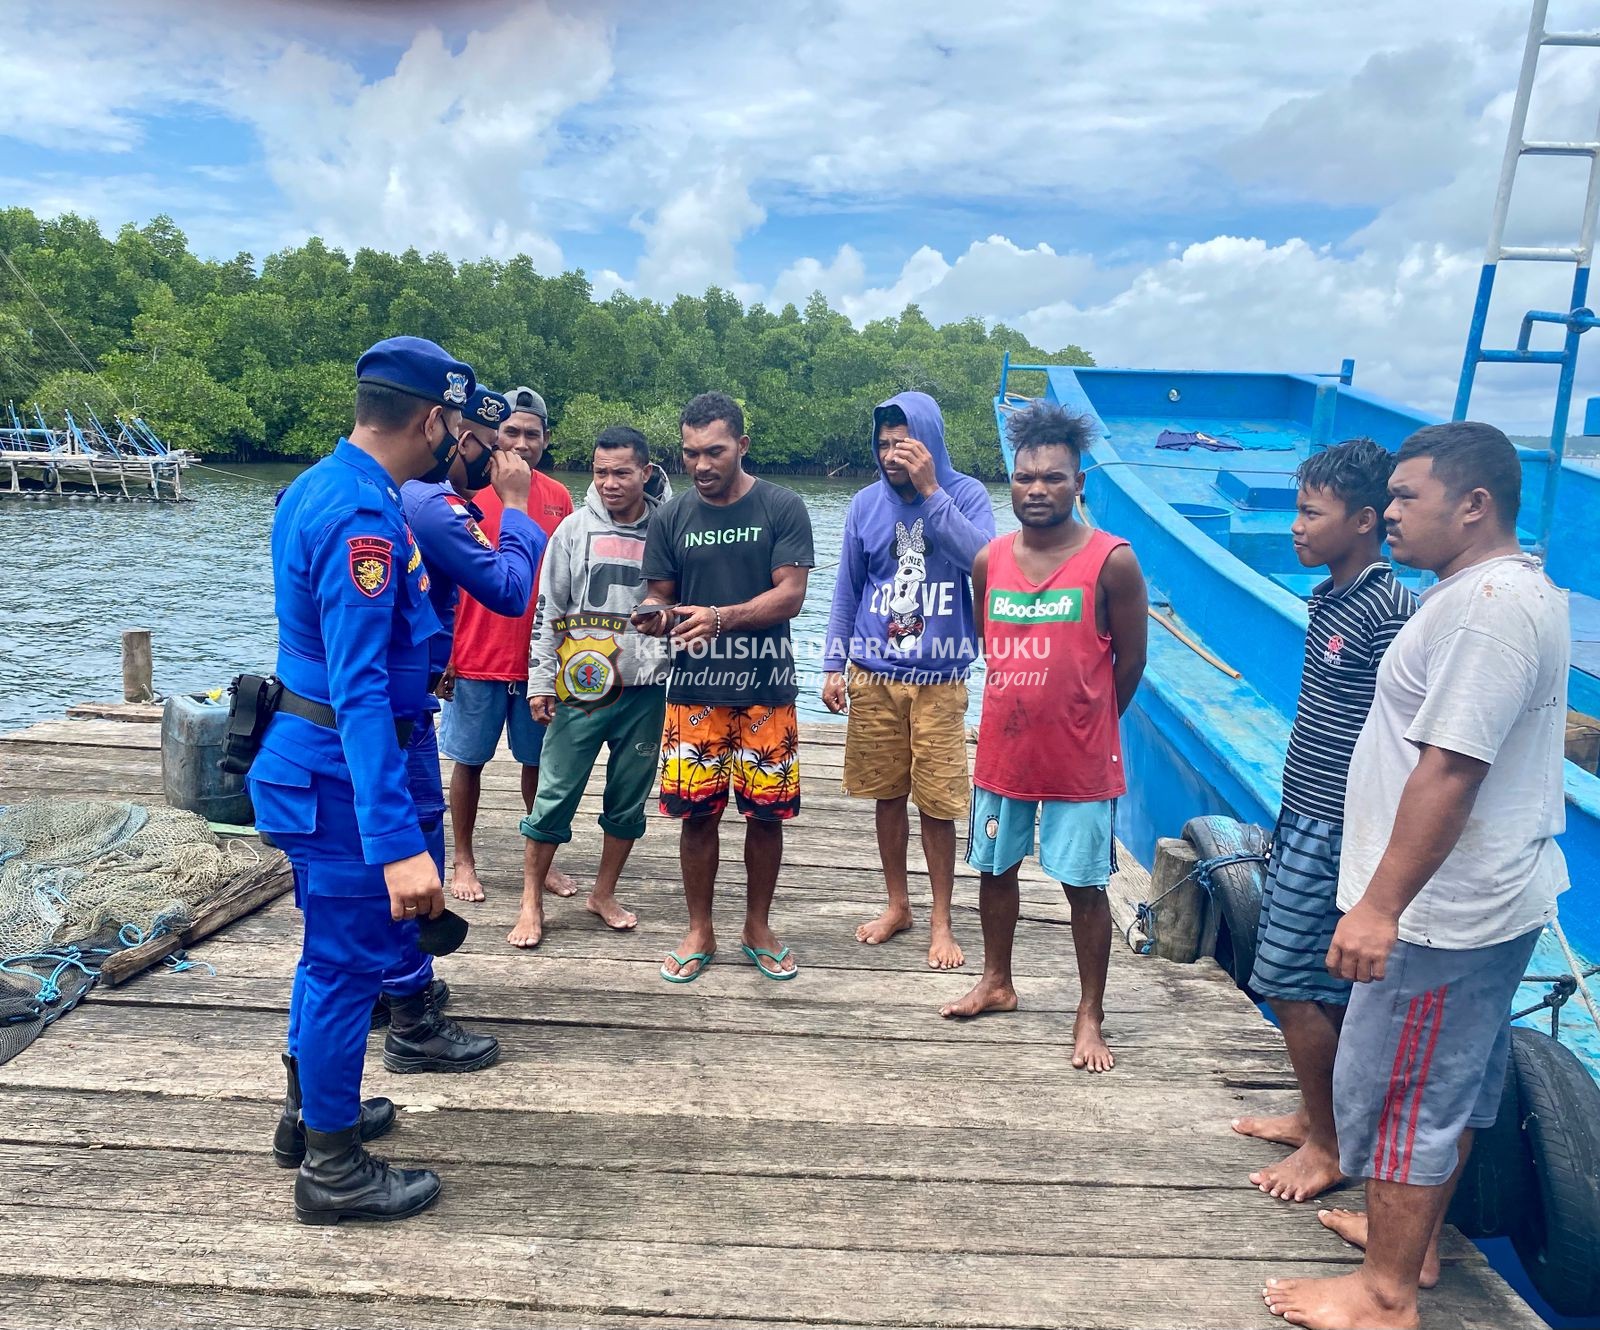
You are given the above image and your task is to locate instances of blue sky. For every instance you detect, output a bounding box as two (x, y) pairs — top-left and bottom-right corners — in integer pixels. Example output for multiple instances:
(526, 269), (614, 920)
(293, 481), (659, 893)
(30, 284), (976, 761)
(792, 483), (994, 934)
(1, 0), (1596, 430)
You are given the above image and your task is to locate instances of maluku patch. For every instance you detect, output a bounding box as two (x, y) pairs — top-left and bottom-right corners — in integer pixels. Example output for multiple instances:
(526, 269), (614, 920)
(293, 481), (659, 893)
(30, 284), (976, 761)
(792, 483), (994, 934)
(348, 535), (394, 598)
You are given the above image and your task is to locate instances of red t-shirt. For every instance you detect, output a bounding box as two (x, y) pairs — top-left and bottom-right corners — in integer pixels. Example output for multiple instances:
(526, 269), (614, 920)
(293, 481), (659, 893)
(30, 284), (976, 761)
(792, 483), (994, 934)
(451, 473), (573, 681)
(973, 527), (1129, 802)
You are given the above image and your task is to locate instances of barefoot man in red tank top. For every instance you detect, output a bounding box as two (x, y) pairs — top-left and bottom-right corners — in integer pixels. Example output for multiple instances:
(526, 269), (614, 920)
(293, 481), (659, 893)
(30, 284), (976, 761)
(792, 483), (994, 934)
(940, 402), (1148, 1074)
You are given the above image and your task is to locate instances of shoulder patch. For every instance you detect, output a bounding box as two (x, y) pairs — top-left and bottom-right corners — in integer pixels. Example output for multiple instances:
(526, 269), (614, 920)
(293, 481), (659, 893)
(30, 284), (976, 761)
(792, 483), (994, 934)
(348, 536), (394, 598)
(466, 518), (492, 548)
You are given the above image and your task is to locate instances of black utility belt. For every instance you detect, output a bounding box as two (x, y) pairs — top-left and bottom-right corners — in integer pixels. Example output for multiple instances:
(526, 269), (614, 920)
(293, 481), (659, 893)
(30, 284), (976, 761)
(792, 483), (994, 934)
(277, 688), (417, 748)
(220, 673), (416, 776)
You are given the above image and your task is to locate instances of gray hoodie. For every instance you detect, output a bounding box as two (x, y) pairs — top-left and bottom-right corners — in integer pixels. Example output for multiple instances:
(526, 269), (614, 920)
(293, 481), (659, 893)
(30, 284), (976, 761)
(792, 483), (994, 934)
(529, 466), (672, 697)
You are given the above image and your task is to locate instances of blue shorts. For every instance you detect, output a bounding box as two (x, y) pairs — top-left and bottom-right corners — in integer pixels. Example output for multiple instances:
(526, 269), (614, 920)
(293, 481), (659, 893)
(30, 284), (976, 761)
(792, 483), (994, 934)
(1334, 926), (1541, 1187)
(1250, 811), (1352, 1006)
(966, 787), (1117, 887)
(439, 677), (546, 767)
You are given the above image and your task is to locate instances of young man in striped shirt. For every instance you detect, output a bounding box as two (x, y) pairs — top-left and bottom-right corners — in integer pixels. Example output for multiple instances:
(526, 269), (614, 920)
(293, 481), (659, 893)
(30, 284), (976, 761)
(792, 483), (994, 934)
(1232, 439), (1416, 1203)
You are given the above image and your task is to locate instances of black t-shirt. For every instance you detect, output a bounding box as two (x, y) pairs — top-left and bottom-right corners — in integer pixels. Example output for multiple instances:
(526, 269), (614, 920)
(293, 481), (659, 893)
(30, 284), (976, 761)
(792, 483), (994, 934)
(641, 477), (816, 705)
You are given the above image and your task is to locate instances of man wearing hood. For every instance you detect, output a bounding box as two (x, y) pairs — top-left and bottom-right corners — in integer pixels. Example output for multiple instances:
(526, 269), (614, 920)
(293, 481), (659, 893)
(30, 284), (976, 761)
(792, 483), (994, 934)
(822, 391), (996, 970)
(512, 425), (673, 947)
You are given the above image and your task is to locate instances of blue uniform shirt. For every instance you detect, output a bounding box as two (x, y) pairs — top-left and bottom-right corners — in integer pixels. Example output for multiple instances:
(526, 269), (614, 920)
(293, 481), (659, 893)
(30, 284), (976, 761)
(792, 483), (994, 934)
(399, 480), (547, 675)
(252, 439), (442, 868)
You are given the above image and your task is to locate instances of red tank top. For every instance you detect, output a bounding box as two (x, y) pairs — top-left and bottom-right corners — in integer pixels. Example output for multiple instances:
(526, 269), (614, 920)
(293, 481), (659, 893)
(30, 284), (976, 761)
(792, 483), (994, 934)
(973, 527), (1129, 802)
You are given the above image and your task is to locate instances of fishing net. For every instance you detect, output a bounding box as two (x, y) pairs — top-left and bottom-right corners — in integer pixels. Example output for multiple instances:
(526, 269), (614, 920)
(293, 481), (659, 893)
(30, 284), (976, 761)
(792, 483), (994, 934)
(0, 799), (240, 1061)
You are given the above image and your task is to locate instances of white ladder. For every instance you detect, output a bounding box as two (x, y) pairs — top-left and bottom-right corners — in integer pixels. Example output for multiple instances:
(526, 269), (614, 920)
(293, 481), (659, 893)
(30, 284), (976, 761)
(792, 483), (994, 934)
(1454, 0), (1600, 557)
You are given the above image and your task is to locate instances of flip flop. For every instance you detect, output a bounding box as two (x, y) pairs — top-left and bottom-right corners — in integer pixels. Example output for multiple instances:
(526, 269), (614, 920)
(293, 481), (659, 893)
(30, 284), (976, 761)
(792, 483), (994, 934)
(741, 942), (799, 981)
(660, 949), (715, 984)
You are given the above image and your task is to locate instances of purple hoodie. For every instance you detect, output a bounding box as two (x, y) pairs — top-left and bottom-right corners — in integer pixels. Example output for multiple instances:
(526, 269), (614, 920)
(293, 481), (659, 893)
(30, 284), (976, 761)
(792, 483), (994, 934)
(824, 391), (996, 680)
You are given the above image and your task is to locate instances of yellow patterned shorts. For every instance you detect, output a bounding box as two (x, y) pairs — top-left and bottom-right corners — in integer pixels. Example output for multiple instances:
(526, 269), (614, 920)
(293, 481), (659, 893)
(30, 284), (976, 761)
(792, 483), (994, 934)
(658, 702), (801, 822)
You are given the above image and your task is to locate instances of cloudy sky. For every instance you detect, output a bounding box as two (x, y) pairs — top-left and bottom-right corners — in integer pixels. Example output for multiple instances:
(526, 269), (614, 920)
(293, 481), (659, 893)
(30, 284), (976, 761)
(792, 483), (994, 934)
(3, 0), (1597, 430)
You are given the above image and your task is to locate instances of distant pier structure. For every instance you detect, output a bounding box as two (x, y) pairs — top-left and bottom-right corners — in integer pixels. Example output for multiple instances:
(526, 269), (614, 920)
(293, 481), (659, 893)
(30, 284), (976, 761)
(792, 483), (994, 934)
(1, 403), (190, 501)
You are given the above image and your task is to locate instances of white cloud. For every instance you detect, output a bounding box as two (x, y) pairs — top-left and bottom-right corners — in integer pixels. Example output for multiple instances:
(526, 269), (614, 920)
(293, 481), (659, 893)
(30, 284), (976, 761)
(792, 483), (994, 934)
(631, 166), (766, 301)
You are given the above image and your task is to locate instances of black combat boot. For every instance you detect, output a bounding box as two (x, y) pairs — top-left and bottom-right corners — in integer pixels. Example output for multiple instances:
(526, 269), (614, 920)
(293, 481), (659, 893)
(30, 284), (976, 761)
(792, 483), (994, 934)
(293, 1122), (441, 1225)
(381, 990), (499, 1073)
(273, 1052), (397, 1168)
(369, 977), (451, 1031)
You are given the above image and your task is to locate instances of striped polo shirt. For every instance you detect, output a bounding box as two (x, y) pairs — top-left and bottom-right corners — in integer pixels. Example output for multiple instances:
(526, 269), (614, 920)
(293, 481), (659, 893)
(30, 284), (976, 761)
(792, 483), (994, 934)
(1280, 562), (1418, 824)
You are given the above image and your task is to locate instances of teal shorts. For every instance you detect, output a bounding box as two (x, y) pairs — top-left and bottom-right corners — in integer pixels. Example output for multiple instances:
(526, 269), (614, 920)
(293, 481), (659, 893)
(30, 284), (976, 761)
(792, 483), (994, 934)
(966, 786), (1117, 888)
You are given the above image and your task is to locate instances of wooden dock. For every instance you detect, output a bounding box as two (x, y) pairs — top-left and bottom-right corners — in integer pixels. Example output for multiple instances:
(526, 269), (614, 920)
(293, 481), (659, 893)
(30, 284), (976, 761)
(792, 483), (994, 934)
(0, 711), (1544, 1330)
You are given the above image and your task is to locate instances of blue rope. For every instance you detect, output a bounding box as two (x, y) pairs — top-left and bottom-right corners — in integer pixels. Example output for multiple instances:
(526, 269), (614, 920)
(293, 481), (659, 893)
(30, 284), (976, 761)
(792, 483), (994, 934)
(1134, 851), (1269, 955)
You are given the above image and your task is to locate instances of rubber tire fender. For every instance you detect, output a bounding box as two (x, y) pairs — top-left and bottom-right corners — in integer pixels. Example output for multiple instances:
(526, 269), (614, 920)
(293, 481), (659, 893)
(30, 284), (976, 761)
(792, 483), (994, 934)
(1508, 1025), (1600, 1317)
(1181, 815), (1270, 996)
(1446, 1054), (1537, 1240)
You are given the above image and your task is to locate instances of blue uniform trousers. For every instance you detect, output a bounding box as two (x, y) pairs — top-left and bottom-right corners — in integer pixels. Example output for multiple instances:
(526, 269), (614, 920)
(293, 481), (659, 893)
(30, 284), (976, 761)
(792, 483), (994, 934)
(381, 714), (444, 998)
(284, 856), (404, 1132)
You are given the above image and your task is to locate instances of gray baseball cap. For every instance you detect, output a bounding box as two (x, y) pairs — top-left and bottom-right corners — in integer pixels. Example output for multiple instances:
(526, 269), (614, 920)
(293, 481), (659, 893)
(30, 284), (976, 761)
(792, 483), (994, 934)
(502, 385), (547, 421)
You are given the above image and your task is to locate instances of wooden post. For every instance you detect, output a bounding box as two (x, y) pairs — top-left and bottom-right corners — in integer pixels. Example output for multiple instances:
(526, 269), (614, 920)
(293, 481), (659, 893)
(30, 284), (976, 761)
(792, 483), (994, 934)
(1145, 837), (1205, 963)
(122, 628), (154, 703)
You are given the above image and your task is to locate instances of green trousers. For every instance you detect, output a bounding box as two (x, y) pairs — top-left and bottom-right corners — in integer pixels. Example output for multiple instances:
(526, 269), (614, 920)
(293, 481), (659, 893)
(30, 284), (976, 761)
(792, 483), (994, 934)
(519, 685), (667, 845)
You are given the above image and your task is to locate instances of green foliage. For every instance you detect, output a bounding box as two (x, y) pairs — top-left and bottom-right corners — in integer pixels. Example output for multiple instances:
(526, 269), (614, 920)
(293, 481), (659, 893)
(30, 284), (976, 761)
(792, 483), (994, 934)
(0, 206), (1093, 476)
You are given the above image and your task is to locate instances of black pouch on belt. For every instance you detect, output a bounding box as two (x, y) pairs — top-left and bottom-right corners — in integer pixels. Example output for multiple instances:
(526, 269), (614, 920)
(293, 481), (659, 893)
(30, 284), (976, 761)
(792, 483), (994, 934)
(220, 673), (283, 776)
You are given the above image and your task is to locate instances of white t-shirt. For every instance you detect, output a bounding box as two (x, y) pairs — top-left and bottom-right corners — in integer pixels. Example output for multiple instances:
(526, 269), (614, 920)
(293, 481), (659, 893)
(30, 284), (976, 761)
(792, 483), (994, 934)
(1338, 554), (1570, 949)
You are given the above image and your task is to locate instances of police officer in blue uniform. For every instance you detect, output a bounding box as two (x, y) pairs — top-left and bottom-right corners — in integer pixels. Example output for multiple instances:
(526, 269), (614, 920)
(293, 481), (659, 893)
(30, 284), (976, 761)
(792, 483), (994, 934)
(368, 386), (547, 1058)
(252, 336), (476, 1224)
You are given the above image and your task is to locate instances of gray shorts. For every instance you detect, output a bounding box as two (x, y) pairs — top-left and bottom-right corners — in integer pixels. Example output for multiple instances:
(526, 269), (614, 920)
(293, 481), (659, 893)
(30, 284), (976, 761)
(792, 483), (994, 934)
(1333, 926), (1541, 1187)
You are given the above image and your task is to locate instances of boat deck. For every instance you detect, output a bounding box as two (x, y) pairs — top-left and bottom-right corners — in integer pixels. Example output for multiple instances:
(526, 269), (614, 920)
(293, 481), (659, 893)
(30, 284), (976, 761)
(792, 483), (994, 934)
(0, 710), (1544, 1329)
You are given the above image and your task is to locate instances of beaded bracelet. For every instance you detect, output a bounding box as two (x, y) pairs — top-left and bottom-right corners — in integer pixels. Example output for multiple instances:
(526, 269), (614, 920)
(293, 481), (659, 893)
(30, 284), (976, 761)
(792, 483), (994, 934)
(711, 605), (722, 637)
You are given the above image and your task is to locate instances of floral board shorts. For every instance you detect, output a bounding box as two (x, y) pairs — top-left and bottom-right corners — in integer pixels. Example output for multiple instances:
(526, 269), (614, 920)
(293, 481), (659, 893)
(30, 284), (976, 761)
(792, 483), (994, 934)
(658, 701), (801, 822)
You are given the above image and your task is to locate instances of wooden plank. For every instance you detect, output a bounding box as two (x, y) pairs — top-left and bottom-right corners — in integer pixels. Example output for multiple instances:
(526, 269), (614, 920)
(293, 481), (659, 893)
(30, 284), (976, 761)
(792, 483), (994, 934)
(89, 965), (1285, 1052)
(64, 701), (165, 723)
(0, 1141), (1467, 1264)
(0, 1085), (1305, 1188)
(98, 852), (294, 986)
(0, 1212), (1541, 1330)
(0, 1280), (684, 1330)
(106, 935), (1253, 1017)
(3, 1006), (1294, 1122)
(0, 718), (163, 749)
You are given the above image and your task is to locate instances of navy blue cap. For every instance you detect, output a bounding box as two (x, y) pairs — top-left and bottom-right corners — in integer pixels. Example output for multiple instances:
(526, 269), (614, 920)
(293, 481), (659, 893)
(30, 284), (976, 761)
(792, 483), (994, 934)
(465, 387), (511, 432)
(356, 336), (475, 408)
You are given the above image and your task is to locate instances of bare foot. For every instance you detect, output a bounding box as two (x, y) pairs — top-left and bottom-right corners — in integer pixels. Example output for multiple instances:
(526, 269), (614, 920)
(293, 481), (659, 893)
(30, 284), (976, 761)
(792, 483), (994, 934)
(855, 905), (912, 945)
(507, 901), (544, 949)
(662, 928), (717, 980)
(1318, 1209), (1439, 1289)
(586, 892), (638, 931)
(543, 866), (578, 898)
(1072, 1006), (1115, 1072)
(1233, 1108), (1310, 1147)
(1263, 1271), (1419, 1329)
(1250, 1142), (1346, 1202)
(449, 862), (486, 903)
(926, 922), (965, 970)
(939, 976), (1018, 1019)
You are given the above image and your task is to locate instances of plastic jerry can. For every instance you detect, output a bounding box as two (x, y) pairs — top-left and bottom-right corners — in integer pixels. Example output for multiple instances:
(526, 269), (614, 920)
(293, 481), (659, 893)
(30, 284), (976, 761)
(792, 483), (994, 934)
(161, 693), (254, 826)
